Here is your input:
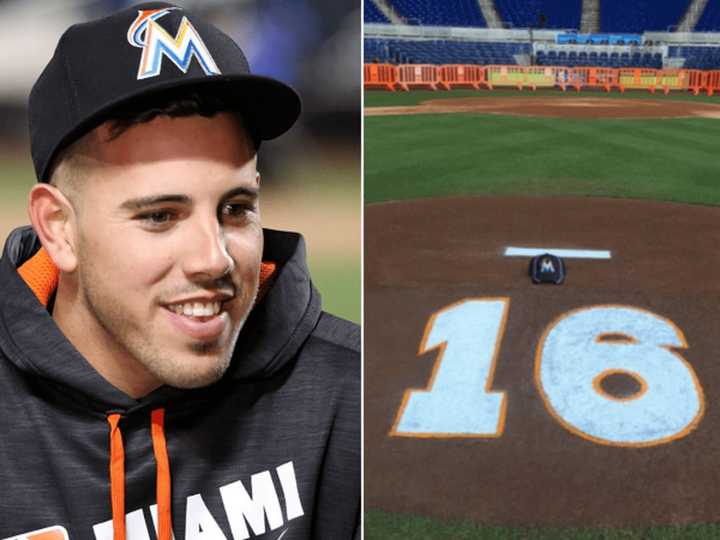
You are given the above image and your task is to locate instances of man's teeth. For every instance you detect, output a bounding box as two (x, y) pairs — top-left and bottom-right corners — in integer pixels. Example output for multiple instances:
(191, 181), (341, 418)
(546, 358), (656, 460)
(169, 302), (222, 317)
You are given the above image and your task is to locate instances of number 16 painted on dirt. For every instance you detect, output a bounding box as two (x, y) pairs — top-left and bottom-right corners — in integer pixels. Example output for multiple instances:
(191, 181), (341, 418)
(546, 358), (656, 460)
(391, 298), (705, 447)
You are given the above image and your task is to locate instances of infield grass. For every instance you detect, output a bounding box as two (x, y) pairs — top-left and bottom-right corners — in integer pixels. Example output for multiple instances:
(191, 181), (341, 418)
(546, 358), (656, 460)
(365, 92), (720, 206)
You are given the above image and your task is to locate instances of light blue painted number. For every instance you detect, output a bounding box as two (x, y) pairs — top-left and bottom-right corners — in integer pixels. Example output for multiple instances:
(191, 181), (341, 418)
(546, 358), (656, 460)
(537, 306), (705, 447)
(393, 299), (509, 437)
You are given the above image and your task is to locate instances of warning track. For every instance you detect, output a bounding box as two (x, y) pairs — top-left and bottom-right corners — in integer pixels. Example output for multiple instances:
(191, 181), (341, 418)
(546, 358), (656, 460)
(365, 196), (720, 526)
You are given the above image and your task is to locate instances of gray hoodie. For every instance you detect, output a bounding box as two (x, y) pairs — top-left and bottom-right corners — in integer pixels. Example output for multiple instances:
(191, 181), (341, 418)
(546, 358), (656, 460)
(0, 226), (359, 540)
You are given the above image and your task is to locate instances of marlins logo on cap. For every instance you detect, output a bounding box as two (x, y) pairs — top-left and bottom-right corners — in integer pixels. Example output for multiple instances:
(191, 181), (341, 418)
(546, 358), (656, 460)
(127, 7), (221, 80)
(30, 2), (301, 182)
(529, 253), (566, 284)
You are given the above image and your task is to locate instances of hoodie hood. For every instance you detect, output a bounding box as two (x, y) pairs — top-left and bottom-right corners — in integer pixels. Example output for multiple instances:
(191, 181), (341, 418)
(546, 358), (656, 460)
(0, 225), (322, 414)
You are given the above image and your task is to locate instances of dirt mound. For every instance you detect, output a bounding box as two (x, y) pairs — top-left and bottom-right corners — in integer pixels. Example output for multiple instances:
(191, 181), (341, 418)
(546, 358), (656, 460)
(365, 196), (720, 526)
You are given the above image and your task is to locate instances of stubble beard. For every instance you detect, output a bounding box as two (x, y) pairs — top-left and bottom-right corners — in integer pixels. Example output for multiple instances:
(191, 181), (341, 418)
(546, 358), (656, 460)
(78, 263), (258, 392)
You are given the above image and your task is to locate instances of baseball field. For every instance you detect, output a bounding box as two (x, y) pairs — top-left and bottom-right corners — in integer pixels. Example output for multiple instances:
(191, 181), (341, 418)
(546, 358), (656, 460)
(364, 88), (720, 539)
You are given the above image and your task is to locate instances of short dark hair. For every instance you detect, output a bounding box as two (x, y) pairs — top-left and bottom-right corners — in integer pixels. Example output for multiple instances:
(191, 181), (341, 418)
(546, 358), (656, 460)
(49, 89), (258, 192)
(105, 89), (260, 149)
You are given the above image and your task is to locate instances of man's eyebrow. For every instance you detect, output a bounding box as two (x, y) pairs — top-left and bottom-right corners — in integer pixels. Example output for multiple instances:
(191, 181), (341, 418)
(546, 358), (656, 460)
(119, 187), (258, 211)
(222, 186), (259, 200)
(120, 194), (191, 211)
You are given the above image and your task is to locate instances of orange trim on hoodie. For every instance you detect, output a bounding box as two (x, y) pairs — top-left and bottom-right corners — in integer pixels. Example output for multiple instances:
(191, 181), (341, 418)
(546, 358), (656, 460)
(17, 247), (59, 308)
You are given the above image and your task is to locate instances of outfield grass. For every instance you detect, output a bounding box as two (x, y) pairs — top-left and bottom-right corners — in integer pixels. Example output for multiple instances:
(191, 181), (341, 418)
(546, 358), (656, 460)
(366, 511), (720, 540)
(365, 101), (720, 205)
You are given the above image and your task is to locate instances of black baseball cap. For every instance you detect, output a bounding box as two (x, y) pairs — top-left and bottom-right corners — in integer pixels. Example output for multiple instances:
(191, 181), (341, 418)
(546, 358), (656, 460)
(29, 2), (301, 182)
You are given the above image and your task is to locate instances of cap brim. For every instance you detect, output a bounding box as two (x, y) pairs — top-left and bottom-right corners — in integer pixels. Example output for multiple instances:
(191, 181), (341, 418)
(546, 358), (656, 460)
(103, 73), (302, 141)
(177, 74), (302, 141)
(41, 73), (301, 181)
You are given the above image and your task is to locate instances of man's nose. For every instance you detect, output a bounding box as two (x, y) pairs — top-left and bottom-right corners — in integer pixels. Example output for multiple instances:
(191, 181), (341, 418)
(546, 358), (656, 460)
(182, 217), (235, 280)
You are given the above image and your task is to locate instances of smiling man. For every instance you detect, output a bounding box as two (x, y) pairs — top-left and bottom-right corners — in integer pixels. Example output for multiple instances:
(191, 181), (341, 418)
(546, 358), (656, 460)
(44, 112), (263, 398)
(0, 3), (359, 540)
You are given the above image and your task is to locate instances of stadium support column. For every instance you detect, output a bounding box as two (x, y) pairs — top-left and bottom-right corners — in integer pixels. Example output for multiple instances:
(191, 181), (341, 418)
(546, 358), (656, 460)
(529, 27), (535, 66)
(580, 0), (600, 33)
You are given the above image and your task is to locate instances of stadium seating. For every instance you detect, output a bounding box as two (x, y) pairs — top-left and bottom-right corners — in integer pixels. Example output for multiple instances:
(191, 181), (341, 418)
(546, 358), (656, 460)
(388, 0), (486, 27)
(365, 1), (720, 70)
(557, 33), (641, 45)
(535, 49), (661, 68)
(599, 0), (688, 33)
(365, 0), (390, 23)
(364, 38), (529, 65)
(669, 46), (720, 69)
(695, 2), (720, 32)
(494, 0), (581, 30)
(365, 38), (391, 63)
(376, 0), (697, 33)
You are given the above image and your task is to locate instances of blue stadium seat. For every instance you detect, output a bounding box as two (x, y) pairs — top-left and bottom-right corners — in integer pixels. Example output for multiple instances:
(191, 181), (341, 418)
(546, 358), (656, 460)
(365, 0), (390, 23)
(599, 0), (687, 32)
(494, 0), (581, 30)
(363, 38), (530, 65)
(668, 46), (720, 69)
(696, 2), (720, 31)
(389, 0), (486, 27)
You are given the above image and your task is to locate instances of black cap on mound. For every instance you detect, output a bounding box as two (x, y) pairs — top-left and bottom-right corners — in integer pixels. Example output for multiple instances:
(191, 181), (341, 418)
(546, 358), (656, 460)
(529, 253), (566, 285)
(29, 2), (301, 182)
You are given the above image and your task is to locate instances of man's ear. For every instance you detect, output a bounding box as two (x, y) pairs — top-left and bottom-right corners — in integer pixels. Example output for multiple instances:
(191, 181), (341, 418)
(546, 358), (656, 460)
(28, 183), (79, 273)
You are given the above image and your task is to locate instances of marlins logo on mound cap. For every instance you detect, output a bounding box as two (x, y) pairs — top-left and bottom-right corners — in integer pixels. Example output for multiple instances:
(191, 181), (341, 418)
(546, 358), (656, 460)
(529, 253), (566, 284)
(29, 1), (301, 182)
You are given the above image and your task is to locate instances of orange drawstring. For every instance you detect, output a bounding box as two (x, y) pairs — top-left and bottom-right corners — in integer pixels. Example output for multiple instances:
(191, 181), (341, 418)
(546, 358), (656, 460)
(107, 414), (126, 540)
(107, 409), (173, 540)
(151, 409), (173, 540)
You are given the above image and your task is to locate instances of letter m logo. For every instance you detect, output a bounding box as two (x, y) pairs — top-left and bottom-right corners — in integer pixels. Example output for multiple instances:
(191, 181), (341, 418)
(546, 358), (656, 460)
(127, 7), (221, 80)
(540, 259), (555, 273)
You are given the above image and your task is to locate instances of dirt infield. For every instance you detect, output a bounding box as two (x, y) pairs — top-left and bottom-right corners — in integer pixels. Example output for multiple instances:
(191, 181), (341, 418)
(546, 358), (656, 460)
(365, 196), (720, 527)
(365, 96), (720, 119)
